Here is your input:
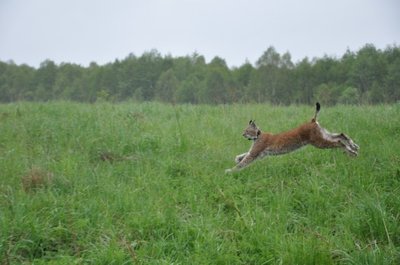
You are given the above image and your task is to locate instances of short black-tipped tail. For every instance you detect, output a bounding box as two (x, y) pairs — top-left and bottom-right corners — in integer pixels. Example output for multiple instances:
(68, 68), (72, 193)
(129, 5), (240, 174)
(312, 102), (321, 122)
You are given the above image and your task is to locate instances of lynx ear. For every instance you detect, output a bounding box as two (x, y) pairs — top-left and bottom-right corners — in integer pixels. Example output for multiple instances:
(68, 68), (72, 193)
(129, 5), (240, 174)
(249, 120), (253, 125)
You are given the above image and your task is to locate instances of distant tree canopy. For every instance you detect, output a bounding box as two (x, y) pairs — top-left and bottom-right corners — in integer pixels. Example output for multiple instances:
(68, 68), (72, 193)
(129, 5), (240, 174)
(1, 44), (399, 104)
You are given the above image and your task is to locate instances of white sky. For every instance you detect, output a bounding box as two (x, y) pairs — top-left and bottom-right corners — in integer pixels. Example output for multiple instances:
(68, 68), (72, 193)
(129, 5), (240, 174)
(0, 0), (399, 68)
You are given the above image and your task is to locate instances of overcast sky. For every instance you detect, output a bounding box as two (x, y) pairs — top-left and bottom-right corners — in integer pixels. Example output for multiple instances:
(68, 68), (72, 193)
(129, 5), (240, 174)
(0, 0), (399, 68)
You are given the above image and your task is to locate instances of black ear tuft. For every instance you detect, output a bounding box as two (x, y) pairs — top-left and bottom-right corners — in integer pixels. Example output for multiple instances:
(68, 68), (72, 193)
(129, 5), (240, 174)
(249, 119), (253, 125)
(316, 102), (321, 112)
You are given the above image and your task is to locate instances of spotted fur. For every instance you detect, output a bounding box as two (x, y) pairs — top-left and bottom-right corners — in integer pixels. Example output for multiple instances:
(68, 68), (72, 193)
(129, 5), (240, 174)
(225, 103), (359, 173)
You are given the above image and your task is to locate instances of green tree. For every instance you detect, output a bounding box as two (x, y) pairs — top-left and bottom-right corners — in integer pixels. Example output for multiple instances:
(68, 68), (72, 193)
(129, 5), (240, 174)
(198, 57), (231, 104)
(350, 44), (387, 102)
(155, 69), (179, 102)
(176, 75), (201, 104)
(313, 56), (348, 89)
(256, 46), (281, 67)
(0, 62), (35, 101)
(293, 58), (315, 104)
(0, 44), (399, 104)
(383, 46), (400, 102)
(281, 52), (294, 69)
(54, 63), (83, 100)
(231, 62), (253, 102)
(251, 47), (295, 104)
(34, 60), (58, 100)
(116, 54), (140, 100)
(338, 86), (360, 104)
(314, 83), (341, 106)
(200, 69), (227, 104)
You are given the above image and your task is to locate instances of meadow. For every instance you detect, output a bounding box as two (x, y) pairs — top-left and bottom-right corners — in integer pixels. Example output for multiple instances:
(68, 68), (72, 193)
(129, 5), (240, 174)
(0, 102), (399, 264)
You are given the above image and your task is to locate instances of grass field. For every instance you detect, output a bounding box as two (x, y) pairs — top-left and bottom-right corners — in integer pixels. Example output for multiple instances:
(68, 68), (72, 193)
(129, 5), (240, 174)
(0, 102), (399, 264)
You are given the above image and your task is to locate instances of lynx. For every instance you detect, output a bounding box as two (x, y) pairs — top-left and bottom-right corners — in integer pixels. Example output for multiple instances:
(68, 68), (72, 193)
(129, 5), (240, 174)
(225, 103), (359, 173)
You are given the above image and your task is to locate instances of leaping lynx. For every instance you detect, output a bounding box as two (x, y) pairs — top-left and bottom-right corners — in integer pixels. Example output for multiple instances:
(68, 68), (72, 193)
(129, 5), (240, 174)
(225, 103), (359, 173)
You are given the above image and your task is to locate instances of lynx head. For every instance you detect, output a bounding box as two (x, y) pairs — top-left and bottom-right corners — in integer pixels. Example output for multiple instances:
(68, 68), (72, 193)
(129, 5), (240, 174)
(243, 120), (261, 140)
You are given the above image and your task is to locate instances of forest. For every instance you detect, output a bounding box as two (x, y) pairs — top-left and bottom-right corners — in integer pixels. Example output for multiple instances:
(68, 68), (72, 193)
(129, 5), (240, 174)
(0, 43), (399, 105)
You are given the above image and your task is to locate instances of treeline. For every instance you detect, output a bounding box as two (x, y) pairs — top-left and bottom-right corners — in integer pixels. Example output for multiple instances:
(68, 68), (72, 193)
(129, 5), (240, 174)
(1, 44), (399, 105)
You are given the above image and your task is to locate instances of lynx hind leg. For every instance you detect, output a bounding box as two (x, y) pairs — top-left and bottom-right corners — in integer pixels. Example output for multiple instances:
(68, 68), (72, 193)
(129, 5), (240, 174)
(337, 133), (359, 156)
(316, 127), (359, 156)
(324, 131), (359, 156)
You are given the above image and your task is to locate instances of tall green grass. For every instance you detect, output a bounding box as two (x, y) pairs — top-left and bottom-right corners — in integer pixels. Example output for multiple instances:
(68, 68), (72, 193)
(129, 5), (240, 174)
(0, 102), (399, 264)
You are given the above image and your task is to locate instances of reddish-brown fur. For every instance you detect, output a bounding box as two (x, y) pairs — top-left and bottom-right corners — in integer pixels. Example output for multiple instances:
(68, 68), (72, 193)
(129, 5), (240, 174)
(225, 103), (359, 173)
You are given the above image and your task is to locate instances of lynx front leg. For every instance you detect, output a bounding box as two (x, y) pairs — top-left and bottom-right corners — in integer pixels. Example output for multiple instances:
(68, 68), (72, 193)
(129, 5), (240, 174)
(225, 154), (256, 173)
(235, 152), (248, 164)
